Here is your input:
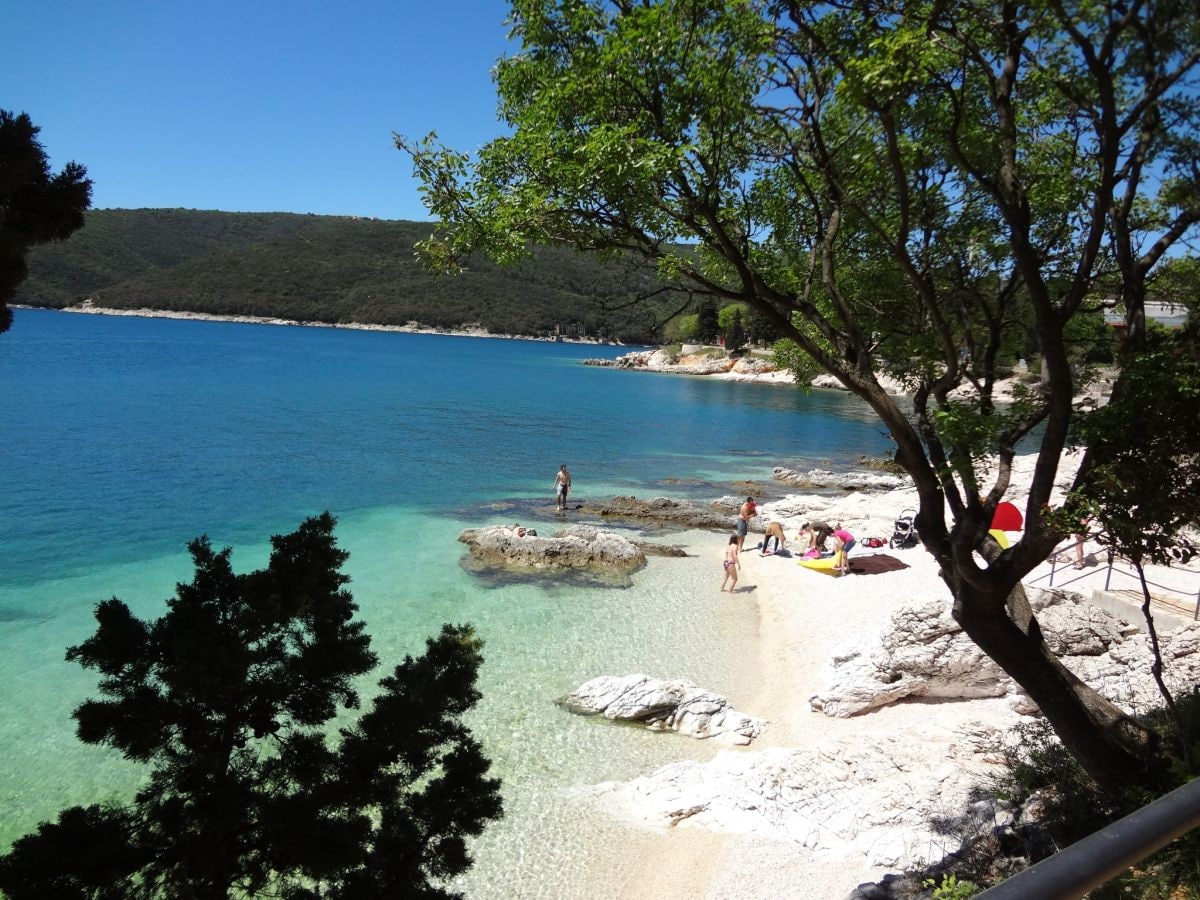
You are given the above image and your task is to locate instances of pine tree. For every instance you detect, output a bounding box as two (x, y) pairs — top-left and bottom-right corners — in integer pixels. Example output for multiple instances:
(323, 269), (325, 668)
(0, 514), (502, 899)
(0, 110), (92, 333)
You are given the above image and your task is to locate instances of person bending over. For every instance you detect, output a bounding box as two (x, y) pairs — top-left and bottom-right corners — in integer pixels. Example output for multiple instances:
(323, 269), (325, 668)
(762, 522), (786, 556)
(832, 525), (856, 574)
(801, 521), (831, 552)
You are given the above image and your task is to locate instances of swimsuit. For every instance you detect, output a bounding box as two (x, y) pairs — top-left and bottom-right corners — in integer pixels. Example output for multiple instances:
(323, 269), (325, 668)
(736, 518), (748, 536)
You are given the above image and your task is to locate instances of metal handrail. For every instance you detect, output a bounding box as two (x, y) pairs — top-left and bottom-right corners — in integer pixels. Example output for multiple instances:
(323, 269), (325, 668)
(976, 776), (1200, 898)
(1028, 538), (1200, 621)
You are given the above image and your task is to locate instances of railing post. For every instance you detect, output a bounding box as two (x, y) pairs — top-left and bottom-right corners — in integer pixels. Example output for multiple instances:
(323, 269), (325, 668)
(1104, 548), (1114, 592)
(976, 778), (1200, 899)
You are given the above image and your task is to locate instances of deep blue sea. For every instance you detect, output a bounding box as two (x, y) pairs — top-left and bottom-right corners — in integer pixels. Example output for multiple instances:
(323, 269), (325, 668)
(0, 308), (891, 897)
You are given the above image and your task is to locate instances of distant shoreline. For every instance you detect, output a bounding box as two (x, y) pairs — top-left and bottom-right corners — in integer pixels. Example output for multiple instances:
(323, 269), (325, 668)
(20, 304), (628, 347)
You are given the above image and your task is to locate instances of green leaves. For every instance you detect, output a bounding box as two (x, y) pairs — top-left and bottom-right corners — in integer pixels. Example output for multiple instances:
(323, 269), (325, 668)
(0, 518), (503, 899)
(0, 109), (92, 333)
(1069, 323), (1200, 565)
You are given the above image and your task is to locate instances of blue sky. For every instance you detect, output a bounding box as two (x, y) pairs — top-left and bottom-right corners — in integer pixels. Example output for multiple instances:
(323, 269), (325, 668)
(2, 0), (514, 220)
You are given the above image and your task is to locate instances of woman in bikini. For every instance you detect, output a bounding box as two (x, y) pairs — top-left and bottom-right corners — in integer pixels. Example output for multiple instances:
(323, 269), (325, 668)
(721, 535), (740, 592)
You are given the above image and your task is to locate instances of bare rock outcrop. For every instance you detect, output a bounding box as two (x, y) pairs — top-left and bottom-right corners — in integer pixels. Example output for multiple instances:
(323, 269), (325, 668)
(810, 590), (1200, 718)
(583, 348), (786, 378)
(593, 731), (1003, 868)
(730, 357), (776, 375)
(809, 600), (1020, 717)
(773, 467), (908, 492)
(560, 674), (767, 745)
(583, 495), (760, 532)
(1069, 625), (1200, 711)
(458, 524), (647, 576)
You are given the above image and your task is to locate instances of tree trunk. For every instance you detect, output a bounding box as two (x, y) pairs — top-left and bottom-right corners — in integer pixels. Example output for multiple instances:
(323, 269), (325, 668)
(952, 580), (1166, 794)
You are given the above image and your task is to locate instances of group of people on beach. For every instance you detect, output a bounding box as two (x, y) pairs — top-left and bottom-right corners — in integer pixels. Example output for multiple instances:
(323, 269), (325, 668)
(721, 498), (857, 591)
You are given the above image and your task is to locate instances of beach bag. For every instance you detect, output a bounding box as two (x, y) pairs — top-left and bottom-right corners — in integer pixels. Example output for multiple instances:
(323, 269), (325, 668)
(863, 537), (885, 548)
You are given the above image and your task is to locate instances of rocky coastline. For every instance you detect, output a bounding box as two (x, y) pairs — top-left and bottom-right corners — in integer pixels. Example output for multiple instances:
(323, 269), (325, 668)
(457, 453), (1199, 899)
(581, 346), (1118, 408)
(46, 303), (627, 345)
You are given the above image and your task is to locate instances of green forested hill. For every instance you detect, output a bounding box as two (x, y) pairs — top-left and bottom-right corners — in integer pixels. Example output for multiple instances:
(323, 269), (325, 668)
(17, 209), (686, 342)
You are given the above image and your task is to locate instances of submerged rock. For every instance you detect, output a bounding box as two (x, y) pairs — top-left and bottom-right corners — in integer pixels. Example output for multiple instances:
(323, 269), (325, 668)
(561, 674), (766, 745)
(581, 495), (759, 532)
(773, 467), (908, 491)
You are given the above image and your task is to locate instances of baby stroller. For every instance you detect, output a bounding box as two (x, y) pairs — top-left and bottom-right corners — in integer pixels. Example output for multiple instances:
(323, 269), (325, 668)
(889, 509), (919, 549)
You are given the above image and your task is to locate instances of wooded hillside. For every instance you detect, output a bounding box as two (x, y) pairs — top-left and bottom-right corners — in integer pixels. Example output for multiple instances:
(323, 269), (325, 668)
(17, 209), (687, 342)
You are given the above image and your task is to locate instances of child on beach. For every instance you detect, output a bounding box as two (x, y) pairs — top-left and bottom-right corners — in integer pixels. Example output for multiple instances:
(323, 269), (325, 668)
(721, 535), (740, 591)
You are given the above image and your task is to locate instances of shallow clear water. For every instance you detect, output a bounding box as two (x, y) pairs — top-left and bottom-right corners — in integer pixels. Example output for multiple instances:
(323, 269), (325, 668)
(0, 309), (890, 895)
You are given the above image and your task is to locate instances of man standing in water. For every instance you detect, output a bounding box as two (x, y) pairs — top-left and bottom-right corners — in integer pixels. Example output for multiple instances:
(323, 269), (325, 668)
(554, 464), (572, 510)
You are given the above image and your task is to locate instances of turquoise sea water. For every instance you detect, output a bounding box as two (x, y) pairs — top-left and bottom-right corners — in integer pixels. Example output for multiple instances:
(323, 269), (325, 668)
(0, 309), (891, 896)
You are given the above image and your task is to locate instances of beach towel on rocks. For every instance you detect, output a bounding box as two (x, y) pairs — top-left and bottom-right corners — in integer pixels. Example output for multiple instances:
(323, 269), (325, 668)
(847, 554), (910, 575)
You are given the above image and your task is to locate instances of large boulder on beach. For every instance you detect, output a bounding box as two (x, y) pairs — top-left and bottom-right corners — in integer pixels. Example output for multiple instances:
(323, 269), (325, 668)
(1069, 624), (1200, 711)
(809, 590), (1200, 718)
(731, 357), (777, 375)
(809, 600), (1019, 717)
(458, 524), (647, 575)
(560, 674), (766, 745)
(773, 467), (908, 492)
(593, 730), (1004, 868)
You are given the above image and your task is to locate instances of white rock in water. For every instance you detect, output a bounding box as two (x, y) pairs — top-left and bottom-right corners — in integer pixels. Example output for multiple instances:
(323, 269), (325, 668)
(561, 674), (767, 745)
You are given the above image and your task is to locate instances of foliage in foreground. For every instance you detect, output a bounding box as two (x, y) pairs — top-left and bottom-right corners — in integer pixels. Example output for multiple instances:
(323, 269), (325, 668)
(0, 514), (503, 899)
(0, 109), (92, 333)
(932, 695), (1200, 899)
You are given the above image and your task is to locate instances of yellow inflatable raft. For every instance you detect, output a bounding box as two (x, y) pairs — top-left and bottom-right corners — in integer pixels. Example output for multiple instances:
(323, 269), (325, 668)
(797, 550), (845, 574)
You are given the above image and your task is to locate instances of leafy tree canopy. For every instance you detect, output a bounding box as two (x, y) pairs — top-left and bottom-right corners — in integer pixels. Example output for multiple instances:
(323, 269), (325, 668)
(0, 109), (91, 333)
(399, 0), (1200, 792)
(0, 514), (503, 899)
(18, 208), (690, 343)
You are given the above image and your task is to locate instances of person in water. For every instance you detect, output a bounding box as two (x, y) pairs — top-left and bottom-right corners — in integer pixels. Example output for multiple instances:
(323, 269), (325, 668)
(721, 535), (740, 592)
(761, 521), (786, 556)
(554, 464), (572, 510)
